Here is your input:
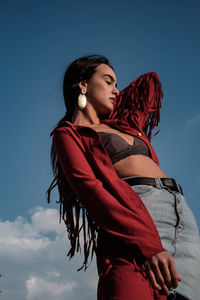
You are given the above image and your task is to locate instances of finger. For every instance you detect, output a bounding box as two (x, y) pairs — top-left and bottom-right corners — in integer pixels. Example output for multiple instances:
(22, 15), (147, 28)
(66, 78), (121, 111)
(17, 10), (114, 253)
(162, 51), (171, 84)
(150, 261), (169, 294)
(169, 259), (181, 288)
(158, 260), (172, 289)
(145, 263), (162, 291)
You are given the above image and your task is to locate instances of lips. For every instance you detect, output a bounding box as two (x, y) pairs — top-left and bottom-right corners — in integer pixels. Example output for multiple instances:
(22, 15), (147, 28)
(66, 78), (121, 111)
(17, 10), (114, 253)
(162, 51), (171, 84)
(110, 98), (116, 104)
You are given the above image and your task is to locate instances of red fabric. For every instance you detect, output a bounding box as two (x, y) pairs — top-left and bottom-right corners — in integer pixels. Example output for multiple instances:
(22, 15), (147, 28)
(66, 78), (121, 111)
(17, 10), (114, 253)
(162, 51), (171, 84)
(97, 257), (167, 300)
(108, 72), (163, 140)
(51, 72), (167, 298)
(96, 232), (167, 299)
(52, 118), (165, 260)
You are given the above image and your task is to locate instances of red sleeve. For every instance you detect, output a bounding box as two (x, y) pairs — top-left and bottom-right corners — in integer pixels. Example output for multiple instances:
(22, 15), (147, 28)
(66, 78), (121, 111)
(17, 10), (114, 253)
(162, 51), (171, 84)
(53, 129), (166, 259)
(109, 72), (163, 139)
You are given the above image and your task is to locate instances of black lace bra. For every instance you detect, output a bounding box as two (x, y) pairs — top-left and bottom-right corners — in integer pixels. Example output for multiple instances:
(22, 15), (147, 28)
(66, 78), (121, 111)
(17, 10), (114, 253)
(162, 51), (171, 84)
(98, 132), (150, 164)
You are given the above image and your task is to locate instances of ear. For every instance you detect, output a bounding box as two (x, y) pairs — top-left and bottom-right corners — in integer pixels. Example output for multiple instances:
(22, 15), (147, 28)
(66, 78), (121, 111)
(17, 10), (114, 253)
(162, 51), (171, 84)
(78, 81), (88, 91)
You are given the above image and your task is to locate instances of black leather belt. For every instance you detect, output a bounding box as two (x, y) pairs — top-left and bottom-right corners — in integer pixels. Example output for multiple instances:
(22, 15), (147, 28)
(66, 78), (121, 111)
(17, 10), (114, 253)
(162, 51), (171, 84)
(123, 177), (183, 195)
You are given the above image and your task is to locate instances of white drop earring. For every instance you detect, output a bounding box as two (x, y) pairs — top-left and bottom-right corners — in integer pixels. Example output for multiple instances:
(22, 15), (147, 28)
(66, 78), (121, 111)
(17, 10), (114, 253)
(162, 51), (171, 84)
(78, 87), (87, 110)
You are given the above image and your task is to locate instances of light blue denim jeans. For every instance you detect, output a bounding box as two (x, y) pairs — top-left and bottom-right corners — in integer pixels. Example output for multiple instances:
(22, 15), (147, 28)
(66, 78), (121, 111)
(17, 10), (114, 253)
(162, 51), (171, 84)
(124, 177), (200, 300)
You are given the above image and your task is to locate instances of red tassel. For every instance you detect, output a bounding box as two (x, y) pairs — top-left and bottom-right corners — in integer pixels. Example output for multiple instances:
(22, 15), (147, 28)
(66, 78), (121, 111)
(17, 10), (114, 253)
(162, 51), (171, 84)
(109, 72), (163, 140)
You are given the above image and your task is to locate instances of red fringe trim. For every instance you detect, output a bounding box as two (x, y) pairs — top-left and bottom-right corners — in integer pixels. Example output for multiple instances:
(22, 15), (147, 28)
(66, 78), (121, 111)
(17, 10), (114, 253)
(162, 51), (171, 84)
(109, 72), (163, 140)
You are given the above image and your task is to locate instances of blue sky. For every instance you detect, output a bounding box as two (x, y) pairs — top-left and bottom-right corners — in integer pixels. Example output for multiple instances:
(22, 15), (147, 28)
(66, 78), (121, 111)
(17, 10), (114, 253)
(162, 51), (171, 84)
(0, 1), (200, 299)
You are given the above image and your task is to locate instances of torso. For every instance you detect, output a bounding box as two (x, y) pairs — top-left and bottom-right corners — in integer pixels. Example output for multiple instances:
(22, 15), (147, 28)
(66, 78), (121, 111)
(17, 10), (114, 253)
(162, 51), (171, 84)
(88, 124), (167, 179)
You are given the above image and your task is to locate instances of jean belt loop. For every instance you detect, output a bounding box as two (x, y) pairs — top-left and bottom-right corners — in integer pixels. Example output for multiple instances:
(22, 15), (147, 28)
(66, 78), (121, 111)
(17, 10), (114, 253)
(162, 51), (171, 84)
(174, 180), (183, 195)
(155, 177), (164, 189)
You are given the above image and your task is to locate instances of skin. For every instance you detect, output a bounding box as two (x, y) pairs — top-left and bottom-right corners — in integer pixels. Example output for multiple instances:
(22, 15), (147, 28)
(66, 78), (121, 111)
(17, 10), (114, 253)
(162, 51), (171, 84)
(73, 64), (119, 125)
(73, 63), (181, 294)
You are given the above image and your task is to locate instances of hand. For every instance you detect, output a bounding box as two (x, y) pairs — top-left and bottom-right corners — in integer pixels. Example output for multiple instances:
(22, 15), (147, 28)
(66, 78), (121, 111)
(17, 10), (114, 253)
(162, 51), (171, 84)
(144, 251), (181, 294)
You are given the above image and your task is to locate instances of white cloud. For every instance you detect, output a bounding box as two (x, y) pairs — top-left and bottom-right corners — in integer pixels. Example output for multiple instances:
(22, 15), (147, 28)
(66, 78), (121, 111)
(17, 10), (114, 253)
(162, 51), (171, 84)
(0, 207), (64, 256)
(186, 114), (200, 126)
(29, 206), (65, 235)
(0, 207), (98, 300)
(26, 276), (77, 300)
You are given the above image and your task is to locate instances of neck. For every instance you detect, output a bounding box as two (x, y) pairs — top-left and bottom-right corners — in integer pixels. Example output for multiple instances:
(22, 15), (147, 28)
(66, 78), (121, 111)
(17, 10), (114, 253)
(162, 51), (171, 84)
(72, 104), (101, 126)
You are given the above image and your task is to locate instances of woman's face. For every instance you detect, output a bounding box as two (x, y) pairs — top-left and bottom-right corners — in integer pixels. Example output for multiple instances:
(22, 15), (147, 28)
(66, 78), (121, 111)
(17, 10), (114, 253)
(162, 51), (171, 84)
(82, 64), (119, 115)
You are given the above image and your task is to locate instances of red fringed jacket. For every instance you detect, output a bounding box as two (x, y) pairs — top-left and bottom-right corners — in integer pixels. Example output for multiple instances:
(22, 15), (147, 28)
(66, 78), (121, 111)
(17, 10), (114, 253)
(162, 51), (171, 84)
(51, 72), (166, 263)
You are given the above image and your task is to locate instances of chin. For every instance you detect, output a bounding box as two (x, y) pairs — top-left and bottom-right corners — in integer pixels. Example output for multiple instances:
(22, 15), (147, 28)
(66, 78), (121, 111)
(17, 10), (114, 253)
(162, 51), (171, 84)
(98, 103), (114, 116)
(105, 107), (114, 114)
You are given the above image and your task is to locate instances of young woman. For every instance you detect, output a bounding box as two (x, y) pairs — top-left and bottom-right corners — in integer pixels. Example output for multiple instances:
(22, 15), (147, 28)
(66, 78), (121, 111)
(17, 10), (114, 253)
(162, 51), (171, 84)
(47, 55), (200, 300)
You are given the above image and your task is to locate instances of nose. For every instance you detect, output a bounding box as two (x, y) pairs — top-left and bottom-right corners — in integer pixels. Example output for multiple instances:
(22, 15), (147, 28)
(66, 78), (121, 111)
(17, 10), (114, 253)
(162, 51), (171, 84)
(113, 86), (119, 96)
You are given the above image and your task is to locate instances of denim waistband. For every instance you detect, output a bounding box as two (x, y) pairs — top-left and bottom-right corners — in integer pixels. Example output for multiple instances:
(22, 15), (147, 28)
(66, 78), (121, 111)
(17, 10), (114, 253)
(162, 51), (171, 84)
(122, 176), (183, 195)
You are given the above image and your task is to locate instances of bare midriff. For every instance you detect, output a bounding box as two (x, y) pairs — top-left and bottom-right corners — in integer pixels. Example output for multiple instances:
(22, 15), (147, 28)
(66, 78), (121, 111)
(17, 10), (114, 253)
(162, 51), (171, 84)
(89, 124), (167, 179)
(113, 155), (167, 178)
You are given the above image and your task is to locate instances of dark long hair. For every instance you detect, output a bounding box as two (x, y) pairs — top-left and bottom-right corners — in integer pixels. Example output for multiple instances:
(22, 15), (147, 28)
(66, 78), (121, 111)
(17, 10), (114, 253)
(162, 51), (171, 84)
(47, 56), (163, 271)
(46, 55), (114, 271)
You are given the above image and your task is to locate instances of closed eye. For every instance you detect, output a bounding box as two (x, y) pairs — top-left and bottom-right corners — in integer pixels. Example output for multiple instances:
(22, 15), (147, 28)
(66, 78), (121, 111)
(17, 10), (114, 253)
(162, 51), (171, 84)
(103, 74), (117, 87)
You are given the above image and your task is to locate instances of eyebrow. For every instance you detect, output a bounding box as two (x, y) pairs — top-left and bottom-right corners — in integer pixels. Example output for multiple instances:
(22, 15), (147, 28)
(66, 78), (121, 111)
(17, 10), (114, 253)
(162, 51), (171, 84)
(103, 74), (118, 87)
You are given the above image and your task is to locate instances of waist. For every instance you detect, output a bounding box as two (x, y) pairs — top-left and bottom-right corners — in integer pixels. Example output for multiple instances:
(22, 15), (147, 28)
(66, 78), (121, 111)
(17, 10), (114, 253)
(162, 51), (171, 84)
(113, 155), (167, 178)
(122, 176), (183, 195)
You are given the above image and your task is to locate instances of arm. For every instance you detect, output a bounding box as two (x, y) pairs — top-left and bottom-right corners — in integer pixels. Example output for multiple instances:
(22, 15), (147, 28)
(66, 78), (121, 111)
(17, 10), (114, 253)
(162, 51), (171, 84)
(53, 129), (165, 260)
(109, 72), (163, 140)
(54, 129), (181, 292)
